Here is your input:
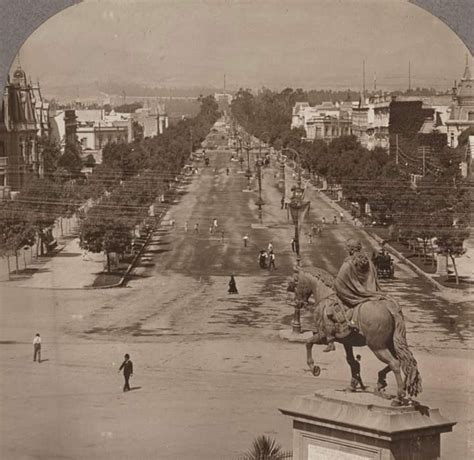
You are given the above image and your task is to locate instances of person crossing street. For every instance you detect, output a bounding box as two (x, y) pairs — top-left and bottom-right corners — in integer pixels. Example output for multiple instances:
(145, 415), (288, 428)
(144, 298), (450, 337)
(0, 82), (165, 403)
(118, 354), (134, 392)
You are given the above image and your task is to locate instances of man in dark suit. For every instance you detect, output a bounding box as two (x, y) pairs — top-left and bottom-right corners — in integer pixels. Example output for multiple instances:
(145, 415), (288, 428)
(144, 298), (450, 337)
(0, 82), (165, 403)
(119, 354), (133, 392)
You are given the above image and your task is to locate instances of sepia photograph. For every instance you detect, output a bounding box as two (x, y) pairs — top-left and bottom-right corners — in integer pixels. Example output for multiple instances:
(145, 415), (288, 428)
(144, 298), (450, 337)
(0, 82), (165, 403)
(0, 0), (473, 458)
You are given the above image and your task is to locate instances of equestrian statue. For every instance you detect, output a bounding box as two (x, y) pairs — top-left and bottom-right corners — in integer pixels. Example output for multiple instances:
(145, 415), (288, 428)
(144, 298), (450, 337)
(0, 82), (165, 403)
(287, 239), (422, 406)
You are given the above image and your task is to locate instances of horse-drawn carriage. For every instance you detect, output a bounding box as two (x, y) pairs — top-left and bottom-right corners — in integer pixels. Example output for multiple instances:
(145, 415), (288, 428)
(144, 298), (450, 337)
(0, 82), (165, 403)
(373, 251), (395, 279)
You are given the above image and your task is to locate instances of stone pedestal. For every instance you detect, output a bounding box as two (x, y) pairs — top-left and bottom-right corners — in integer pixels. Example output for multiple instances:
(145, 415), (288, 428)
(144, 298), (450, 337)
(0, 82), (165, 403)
(279, 390), (455, 460)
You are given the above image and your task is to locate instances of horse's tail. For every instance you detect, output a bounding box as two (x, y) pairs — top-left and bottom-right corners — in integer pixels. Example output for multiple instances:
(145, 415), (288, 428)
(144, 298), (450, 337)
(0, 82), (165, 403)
(391, 306), (422, 397)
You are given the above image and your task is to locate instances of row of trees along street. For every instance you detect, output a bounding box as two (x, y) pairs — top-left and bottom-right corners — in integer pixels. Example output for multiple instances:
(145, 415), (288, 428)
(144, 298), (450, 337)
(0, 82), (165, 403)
(231, 88), (471, 283)
(0, 95), (220, 274)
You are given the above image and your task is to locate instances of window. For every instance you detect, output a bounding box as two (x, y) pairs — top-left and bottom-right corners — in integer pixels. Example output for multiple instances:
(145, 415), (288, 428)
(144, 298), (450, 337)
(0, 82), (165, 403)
(468, 112), (474, 121)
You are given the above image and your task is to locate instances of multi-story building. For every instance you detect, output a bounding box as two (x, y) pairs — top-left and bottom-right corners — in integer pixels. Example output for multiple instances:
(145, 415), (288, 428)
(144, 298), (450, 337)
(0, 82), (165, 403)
(132, 104), (168, 138)
(292, 101), (352, 142)
(0, 66), (42, 192)
(446, 59), (474, 148)
(351, 94), (391, 150)
(305, 113), (352, 142)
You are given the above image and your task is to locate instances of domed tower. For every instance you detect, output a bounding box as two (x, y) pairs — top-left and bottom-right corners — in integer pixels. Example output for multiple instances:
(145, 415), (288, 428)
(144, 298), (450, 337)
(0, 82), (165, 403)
(0, 65), (39, 191)
(11, 67), (28, 87)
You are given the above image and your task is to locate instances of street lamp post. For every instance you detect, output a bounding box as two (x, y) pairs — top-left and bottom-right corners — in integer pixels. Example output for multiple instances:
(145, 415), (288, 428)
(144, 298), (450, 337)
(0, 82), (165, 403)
(237, 136), (243, 171)
(283, 147), (305, 333)
(255, 157), (264, 222)
(244, 138), (252, 190)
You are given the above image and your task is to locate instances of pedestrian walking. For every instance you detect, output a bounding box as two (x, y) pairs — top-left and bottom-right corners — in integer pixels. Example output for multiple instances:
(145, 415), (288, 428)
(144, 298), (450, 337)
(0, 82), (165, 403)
(228, 275), (238, 294)
(184, 221), (188, 232)
(209, 225), (213, 234)
(311, 223), (317, 235)
(268, 242), (273, 253)
(308, 233), (313, 244)
(33, 333), (41, 363)
(333, 216), (338, 225)
(291, 238), (296, 253)
(280, 196), (285, 210)
(243, 234), (249, 247)
(213, 218), (218, 229)
(322, 217), (326, 226)
(82, 248), (89, 261)
(268, 252), (276, 271)
(221, 230), (225, 243)
(226, 167), (230, 176)
(119, 354), (134, 392)
(194, 223), (199, 233)
(339, 211), (344, 222)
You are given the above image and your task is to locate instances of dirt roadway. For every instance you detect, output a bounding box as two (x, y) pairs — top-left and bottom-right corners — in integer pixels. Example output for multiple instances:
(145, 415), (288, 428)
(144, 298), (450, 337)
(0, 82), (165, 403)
(0, 142), (472, 459)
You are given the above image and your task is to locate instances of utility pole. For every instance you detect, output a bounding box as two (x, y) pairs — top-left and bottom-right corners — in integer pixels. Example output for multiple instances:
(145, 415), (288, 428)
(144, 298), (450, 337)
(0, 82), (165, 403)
(256, 157), (263, 222)
(190, 127), (193, 155)
(408, 61), (411, 92)
(395, 134), (399, 165)
(362, 60), (366, 100)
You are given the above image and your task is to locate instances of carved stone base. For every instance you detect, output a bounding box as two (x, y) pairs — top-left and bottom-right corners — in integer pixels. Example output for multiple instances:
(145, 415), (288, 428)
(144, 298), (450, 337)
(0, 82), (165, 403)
(279, 389), (455, 460)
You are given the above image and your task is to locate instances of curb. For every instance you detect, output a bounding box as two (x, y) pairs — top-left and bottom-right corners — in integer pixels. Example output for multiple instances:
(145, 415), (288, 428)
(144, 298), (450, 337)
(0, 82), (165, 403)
(85, 208), (168, 290)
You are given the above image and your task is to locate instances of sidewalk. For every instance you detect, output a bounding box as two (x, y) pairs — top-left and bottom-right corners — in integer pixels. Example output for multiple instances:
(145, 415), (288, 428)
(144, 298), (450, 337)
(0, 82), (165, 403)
(3, 237), (104, 290)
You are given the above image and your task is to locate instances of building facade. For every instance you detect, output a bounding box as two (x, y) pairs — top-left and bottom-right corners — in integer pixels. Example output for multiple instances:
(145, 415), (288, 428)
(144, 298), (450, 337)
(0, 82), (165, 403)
(446, 60), (474, 148)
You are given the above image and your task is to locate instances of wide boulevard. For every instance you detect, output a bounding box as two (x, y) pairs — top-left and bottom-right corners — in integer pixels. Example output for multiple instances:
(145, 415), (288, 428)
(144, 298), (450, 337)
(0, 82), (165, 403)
(0, 123), (472, 459)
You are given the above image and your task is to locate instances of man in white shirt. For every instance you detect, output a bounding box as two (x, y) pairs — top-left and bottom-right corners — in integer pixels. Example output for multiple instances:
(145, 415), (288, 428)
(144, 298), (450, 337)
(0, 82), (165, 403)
(33, 333), (41, 363)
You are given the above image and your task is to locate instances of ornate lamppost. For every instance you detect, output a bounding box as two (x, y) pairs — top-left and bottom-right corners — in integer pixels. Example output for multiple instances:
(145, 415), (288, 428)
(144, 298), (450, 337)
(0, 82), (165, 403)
(283, 147), (308, 333)
(237, 135), (244, 171)
(244, 136), (252, 190)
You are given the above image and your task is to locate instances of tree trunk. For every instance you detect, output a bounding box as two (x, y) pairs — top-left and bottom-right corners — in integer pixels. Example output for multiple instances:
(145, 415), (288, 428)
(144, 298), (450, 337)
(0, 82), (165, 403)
(23, 249), (27, 269)
(106, 251), (111, 273)
(15, 250), (19, 274)
(449, 254), (459, 285)
(60, 217), (64, 236)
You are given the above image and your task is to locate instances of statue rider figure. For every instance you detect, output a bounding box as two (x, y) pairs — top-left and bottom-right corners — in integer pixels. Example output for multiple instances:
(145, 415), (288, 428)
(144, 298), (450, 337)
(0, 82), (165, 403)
(323, 238), (381, 352)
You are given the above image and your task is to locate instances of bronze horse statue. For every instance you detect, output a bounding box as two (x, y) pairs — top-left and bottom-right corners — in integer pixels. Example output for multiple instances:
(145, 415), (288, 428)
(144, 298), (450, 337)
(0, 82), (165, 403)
(288, 266), (422, 405)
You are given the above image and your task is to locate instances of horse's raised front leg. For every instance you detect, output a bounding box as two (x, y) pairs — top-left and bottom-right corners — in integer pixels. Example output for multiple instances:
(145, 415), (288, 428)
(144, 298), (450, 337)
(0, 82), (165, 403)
(305, 333), (321, 376)
(372, 348), (406, 405)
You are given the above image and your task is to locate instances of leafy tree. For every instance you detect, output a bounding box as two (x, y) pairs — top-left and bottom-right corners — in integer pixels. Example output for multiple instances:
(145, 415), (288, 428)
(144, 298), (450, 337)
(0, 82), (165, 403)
(114, 101), (143, 113)
(435, 226), (470, 284)
(38, 136), (61, 176)
(58, 143), (83, 179)
(0, 204), (36, 273)
(83, 153), (96, 168)
(18, 178), (61, 255)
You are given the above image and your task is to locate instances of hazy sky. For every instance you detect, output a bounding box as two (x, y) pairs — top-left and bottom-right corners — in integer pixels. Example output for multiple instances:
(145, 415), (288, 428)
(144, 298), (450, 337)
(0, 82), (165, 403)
(15, 0), (470, 93)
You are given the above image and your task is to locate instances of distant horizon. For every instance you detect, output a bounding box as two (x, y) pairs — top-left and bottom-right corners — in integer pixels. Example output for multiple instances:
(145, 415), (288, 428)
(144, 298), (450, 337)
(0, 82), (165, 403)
(15, 0), (470, 99)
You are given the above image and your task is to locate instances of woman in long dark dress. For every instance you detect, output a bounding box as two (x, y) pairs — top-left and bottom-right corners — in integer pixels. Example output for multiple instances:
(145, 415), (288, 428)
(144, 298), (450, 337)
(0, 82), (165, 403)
(228, 275), (238, 294)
